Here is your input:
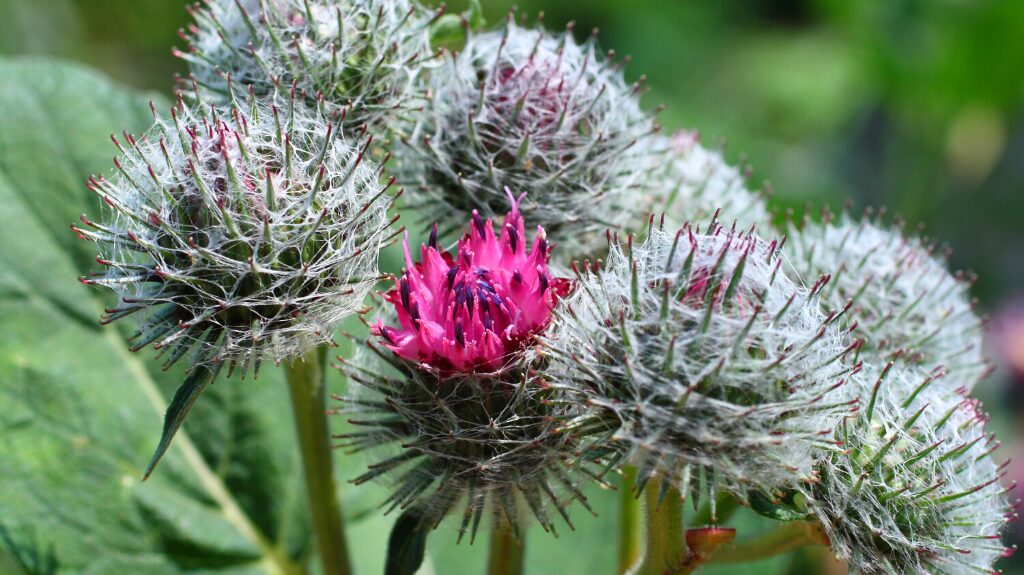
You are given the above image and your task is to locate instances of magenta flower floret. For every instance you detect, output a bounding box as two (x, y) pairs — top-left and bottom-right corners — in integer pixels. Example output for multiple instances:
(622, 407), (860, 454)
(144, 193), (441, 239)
(374, 192), (567, 374)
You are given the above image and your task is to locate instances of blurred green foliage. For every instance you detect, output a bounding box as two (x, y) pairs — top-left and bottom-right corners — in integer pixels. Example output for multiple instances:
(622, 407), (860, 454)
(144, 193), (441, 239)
(0, 0), (1021, 573)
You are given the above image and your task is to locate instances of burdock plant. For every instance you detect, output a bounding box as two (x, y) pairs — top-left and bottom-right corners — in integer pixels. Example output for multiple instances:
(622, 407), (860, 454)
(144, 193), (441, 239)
(76, 87), (397, 575)
(400, 13), (662, 257)
(52, 2), (1013, 575)
(179, 0), (444, 132)
(335, 193), (593, 574)
(544, 219), (859, 574)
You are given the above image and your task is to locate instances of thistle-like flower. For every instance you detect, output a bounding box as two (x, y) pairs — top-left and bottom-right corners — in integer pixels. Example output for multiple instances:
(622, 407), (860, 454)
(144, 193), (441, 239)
(401, 15), (661, 256)
(76, 91), (396, 474)
(653, 130), (771, 233)
(179, 0), (441, 132)
(545, 220), (858, 501)
(373, 189), (568, 374)
(336, 195), (588, 538)
(787, 212), (990, 389)
(805, 361), (1012, 575)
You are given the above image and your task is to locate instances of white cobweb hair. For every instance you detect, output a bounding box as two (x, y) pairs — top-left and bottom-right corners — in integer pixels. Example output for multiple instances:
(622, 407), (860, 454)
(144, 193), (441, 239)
(179, 0), (441, 132)
(649, 130), (772, 234)
(77, 89), (397, 379)
(398, 14), (663, 258)
(806, 359), (1013, 575)
(786, 210), (990, 391)
(544, 217), (859, 503)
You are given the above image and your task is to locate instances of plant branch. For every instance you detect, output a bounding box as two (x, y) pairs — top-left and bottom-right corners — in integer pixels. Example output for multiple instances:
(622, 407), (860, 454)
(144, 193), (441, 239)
(711, 520), (829, 565)
(679, 528), (736, 574)
(286, 345), (351, 575)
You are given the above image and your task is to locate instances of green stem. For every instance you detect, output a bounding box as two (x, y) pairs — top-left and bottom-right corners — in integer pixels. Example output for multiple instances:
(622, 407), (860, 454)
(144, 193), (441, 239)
(285, 345), (351, 575)
(629, 479), (687, 575)
(486, 512), (525, 575)
(711, 520), (829, 565)
(619, 465), (642, 574)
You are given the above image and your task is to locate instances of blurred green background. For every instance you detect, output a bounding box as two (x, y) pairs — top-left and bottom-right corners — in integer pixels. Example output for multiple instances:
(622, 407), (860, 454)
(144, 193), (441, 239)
(1, 0), (1021, 573)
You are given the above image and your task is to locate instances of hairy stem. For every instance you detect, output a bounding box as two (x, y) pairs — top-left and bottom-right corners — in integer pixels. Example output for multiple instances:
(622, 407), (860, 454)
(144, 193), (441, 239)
(619, 465), (642, 574)
(629, 479), (686, 575)
(487, 513), (525, 575)
(711, 520), (829, 565)
(286, 345), (351, 575)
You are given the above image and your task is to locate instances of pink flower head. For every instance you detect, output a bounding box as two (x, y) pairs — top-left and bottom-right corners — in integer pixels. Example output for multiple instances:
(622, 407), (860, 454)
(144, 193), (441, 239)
(374, 191), (568, 375)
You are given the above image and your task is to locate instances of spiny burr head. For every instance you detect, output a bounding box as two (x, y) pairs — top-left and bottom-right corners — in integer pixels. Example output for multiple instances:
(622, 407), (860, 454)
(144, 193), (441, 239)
(400, 15), (662, 258)
(77, 89), (397, 379)
(544, 218), (859, 502)
(180, 0), (442, 132)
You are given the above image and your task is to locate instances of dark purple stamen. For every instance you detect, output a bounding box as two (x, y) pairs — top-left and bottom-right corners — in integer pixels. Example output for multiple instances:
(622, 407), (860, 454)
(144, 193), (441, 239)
(538, 273), (548, 293)
(512, 270), (523, 284)
(477, 279), (496, 293)
(399, 277), (411, 311)
(380, 326), (394, 343)
(410, 302), (420, 329)
(454, 321), (465, 347)
(536, 238), (548, 258)
(447, 266), (459, 291)
(508, 224), (519, 254)
(483, 313), (493, 331)
(454, 283), (468, 318)
(428, 223), (438, 249)
(472, 211), (486, 238)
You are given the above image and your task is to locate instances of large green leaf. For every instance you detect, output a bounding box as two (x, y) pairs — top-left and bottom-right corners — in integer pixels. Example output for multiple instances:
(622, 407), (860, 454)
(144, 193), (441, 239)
(0, 56), (315, 575)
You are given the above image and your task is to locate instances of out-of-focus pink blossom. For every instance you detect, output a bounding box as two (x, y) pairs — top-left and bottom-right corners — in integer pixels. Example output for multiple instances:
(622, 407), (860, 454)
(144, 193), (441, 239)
(373, 191), (568, 375)
(994, 298), (1024, 380)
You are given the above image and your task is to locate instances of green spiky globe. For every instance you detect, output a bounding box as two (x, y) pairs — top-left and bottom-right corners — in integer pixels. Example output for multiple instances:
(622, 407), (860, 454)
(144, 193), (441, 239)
(335, 332), (592, 540)
(180, 0), (441, 132)
(788, 213), (990, 389)
(78, 93), (394, 377)
(76, 90), (397, 477)
(545, 220), (858, 502)
(806, 363), (1011, 575)
(401, 16), (661, 257)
